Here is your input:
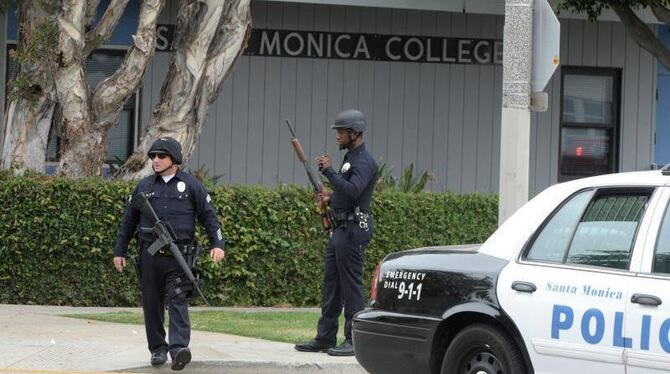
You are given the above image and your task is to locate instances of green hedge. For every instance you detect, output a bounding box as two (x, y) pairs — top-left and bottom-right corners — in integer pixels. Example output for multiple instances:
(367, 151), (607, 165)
(0, 175), (497, 306)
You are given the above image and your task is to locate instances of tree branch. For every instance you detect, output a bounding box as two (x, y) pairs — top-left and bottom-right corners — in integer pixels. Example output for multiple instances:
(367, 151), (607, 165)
(57, 0), (86, 64)
(84, 0), (130, 57)
(116, 0), (227, 178)
(149, 0), (224, 123)
(85, 0), (102, 27)
(202, 0), (251, 104)
(92, 0), (165, 129)
(651, 5), (670, 25)
(179, 0), (225, 79)
(612, 5), (670, 71)
(188, 0), (250, 164)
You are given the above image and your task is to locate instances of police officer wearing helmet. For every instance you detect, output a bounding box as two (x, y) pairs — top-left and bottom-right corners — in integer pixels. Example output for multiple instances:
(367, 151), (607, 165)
(112, 137), (225, 370)
(295, 109), (378, 356)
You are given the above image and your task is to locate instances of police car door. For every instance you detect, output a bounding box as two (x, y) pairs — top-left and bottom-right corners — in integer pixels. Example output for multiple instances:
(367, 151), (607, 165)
(498, 188), (655, 374)
(624, 187), (670, 373)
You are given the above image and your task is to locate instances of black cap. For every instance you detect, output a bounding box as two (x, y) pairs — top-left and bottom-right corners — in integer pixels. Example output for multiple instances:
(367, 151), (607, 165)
(331, 109), (366, 133)
(148, 137), (183, 164)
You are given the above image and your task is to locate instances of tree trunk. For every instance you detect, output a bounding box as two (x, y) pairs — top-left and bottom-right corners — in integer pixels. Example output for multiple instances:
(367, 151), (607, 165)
(118, 0), (251, 180)
(1, 99), (56, 172)
(55, 0), (98, 177)
(56, 91), (104, 178)
(1, 2), (57, 173)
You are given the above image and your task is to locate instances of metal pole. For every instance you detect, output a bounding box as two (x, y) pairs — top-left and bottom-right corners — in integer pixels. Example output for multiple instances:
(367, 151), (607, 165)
(499, 0), (534, 225)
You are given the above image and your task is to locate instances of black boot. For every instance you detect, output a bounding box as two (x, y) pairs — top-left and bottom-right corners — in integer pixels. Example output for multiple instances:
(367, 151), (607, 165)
(327, 340), (354, 356)
(170, 347), (191, 371)
(150, 350), (167, 366)
(294, 339), (335, 352)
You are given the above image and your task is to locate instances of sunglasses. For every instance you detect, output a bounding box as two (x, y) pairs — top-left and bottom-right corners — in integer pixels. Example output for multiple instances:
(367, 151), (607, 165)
(149, 152), (168, 160)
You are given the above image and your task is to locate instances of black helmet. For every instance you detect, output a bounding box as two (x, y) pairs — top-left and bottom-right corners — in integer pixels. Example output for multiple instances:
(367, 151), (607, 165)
(148, 137), (183, 164)
(331, 109), (366, 133)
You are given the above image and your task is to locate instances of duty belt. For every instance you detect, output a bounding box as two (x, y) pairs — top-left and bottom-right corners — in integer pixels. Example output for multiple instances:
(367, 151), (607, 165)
(156, 241), (195, 256)
(330, 207), (371, 230)
(331, 211), (357, 223)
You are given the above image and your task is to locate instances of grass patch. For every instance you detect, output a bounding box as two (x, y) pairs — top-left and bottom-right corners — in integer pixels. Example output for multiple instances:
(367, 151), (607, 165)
(67, 310), (346, 344)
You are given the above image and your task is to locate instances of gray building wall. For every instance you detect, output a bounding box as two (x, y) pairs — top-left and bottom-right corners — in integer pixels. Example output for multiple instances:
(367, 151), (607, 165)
(0, 1), (650, 195)
(143, 1), (507, 192)
(529, 19), (658, 196)
(142, 1), (657, 195)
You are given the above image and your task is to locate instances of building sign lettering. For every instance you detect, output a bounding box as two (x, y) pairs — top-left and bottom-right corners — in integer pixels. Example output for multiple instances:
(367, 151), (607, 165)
(156, 25), (502, 65)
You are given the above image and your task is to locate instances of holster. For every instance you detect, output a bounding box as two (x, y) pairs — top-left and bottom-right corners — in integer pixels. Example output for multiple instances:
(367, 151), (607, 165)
(164, 243), (204, 303)
(183, 243), (202, 269)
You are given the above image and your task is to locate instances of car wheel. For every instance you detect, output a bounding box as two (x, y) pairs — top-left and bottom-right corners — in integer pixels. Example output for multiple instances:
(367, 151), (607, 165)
(440, 323), (526, 374)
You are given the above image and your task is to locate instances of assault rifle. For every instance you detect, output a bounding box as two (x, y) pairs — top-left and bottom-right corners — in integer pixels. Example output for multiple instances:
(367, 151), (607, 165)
(285, 119), (332, 235)
(132, 192), (209, 305)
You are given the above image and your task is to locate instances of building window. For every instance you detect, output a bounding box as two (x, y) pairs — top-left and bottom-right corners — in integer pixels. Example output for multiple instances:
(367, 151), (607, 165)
(559, 67), (620, 182)
(6, 47), (137, 164)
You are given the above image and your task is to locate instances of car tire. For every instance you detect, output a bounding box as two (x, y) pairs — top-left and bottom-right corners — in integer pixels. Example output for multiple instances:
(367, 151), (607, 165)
(440, 323), (526, 374)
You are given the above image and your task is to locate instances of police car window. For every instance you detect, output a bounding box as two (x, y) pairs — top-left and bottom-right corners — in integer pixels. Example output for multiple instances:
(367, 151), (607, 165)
(653, 203), (670, 274)
(565, 193), (649, 270)
(526, 190), (593, 263)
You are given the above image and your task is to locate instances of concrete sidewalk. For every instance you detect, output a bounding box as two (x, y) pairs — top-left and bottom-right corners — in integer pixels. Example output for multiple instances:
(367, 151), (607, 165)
(0, 304), (366, 373)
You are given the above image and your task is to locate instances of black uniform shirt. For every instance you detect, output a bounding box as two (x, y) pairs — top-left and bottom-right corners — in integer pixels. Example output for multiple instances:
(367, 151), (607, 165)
(113, 170), (225, 257)
(321, 143), (378, 214)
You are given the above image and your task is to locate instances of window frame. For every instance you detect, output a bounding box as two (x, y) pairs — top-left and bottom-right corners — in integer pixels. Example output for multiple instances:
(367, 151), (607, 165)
(521, 187), (655, 272)
(558, 66), (621, 182)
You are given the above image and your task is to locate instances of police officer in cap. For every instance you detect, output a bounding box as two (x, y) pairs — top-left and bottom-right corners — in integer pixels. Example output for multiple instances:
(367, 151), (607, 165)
(295, 109), (378, 356)
(112, 137), (225, 371)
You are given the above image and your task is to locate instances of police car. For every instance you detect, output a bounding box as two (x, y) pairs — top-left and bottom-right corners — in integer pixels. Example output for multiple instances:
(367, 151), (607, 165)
(353, 169), (670, 374)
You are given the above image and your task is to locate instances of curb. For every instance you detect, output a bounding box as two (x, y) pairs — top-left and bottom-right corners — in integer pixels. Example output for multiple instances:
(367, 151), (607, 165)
(120, 360), (367, 373)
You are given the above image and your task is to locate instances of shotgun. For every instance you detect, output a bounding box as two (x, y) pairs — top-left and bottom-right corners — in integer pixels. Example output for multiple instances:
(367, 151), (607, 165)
(285, 119), (332, 235)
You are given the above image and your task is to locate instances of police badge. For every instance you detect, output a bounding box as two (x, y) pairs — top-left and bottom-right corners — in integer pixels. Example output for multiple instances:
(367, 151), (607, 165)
(177, 181), (186, 192)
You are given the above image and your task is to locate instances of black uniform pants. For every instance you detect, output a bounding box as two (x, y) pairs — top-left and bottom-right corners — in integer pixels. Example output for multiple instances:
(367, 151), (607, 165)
(140, 248), (190, 357)
(316, 221), (373, 344)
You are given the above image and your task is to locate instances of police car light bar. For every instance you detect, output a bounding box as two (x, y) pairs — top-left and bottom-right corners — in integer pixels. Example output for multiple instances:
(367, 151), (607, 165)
(662, 163), (670, 175)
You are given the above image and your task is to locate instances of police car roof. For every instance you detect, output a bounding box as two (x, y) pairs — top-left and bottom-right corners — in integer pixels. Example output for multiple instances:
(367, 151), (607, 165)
(566, 170), (670, 189)
(479, 170), (670, 261)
